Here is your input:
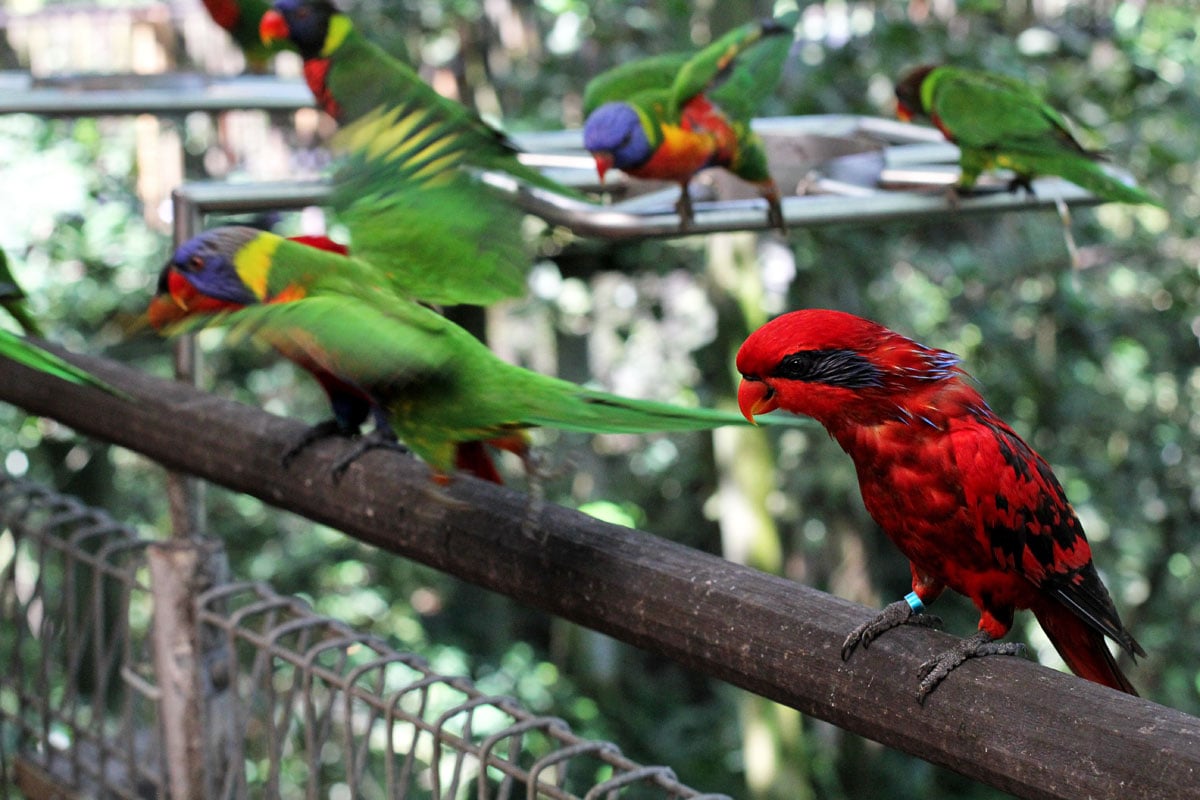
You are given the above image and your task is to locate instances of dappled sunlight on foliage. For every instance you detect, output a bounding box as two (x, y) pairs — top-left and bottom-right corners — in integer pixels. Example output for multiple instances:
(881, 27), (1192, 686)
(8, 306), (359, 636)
(1, 0), (1198, 798)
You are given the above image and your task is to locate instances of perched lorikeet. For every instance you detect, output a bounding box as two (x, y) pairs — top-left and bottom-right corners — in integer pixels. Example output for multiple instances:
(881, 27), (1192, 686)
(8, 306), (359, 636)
(581, 11), (798, 230)
(258, 0), (578, 197)
(737, 309), (1144, 699)
(894, 64), (1160, 206)
(199, 0), (288, 69)
(1, 248), (123, 395)
(153, 226), (791, 483)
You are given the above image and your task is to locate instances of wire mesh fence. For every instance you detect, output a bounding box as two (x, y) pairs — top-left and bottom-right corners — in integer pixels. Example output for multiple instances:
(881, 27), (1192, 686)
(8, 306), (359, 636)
(0, 472), (730, 800)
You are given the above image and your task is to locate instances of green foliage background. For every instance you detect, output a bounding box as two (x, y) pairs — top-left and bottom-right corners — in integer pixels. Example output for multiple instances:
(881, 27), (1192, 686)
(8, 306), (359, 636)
(1, 1), (1198, 798)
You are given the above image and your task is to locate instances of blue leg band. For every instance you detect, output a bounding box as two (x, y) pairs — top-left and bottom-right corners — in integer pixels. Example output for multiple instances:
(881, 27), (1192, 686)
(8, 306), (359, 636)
(904, 591), (925, 615)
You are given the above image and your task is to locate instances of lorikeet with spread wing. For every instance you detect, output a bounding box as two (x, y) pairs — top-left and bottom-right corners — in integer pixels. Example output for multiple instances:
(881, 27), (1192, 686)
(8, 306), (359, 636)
(737, 309), (1144, 699)
(153, 225), (789, 483)
(1, 248), (124, 394)
(894, 64), (1160, 206)
(581, 11), (798, 230)
(199, 0), (288, 69)
(258, 0), (577, 197)
(150, 97), (536, 475)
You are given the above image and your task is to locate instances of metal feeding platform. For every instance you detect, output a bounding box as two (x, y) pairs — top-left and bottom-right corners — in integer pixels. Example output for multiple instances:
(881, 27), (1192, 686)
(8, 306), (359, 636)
(0, 71), (1128, 238)
(176, 114), (1114, 241)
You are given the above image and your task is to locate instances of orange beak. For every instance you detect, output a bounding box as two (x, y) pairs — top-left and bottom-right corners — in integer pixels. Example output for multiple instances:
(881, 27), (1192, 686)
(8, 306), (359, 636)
(259, 9), (290, 46)
(896, 103), (914, 123)
(146, 293), (189, 331)
(593, 153), (613, 184)
(737, 379), (778, 425)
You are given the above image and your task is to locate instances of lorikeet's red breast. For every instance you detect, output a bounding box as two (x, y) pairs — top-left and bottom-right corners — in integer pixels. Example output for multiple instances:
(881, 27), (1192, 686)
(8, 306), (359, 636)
(624, 95), (739, 184)
(738, 309), (1144, 696)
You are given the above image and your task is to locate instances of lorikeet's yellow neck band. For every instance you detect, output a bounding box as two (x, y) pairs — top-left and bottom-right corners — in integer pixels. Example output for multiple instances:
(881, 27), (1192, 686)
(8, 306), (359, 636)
(322, 14), (352, 56)
(233, 234), (282, 300)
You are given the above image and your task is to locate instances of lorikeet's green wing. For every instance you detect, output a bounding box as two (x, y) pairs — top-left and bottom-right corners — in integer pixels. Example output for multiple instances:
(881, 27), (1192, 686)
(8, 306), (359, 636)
(0, 248), (41, 337)
(305, 12), (581, 198)
(671, 11), (798, 120)
(321, 104), (531, 306)
(581, 52), (691, 116)
(924, 66), (1088, 157)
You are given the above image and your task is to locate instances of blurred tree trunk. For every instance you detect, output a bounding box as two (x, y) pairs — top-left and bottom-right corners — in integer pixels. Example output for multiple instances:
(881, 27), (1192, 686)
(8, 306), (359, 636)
(708, 232), (814, 800)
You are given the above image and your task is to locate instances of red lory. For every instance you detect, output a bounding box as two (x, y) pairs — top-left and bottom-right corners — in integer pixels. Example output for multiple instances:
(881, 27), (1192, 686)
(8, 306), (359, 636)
(581, 11), (798, 230)
(737, 309), (1144, 699)
(894, 64), (1160, 206)
(258, 0), (577, 197)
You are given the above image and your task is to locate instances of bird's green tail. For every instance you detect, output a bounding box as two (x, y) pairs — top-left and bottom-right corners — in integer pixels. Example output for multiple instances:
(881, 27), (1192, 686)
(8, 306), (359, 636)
(523, 386), (802, 434)
(1054, 158), (1161, 207)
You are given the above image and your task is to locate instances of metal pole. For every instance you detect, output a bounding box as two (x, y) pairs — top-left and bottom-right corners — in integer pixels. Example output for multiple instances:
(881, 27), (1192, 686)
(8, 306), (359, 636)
(167, 190), (207, 539)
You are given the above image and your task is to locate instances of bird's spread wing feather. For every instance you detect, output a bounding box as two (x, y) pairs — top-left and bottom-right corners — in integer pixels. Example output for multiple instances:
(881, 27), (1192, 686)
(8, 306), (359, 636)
(671, 11), (797, 120)
(326, 26), (580, 197)
(164, 293), (459, 391)
(328, 103), (530, 306)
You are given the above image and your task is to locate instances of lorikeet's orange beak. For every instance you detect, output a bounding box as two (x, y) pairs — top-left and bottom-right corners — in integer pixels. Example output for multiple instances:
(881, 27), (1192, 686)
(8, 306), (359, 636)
(259, 9), (290, 46)
(896, 102), (914, 123)
(737, 378), (778, 424)
(146, 294), (188, 331)
(593, 153), (613, 184)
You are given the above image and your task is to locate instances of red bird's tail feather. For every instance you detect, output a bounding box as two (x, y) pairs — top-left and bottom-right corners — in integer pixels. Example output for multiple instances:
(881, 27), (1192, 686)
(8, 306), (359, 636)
(1032, 598), (1139, 695)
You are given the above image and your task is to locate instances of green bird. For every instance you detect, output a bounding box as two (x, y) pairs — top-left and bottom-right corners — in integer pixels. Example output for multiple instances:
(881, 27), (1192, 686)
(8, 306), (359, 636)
(894, 64), (1160, 206)
(258, 0), (578, 197)
(199, 0), (289, 70)
(581, 11), (798, 230)
(156, 249), (789, 483)
(150, 100), (535, 474)
(1, 248), (123, 395)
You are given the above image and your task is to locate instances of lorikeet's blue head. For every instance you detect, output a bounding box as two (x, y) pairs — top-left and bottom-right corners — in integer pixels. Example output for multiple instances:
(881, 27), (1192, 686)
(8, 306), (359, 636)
(163, 227), (263, 308)
(261, 0), (338, 59)
(583, 102), (653, 181)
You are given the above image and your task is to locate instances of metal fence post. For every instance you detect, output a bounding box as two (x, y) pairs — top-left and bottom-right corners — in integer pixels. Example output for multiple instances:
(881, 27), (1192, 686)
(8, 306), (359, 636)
(147, 537), (231, 800)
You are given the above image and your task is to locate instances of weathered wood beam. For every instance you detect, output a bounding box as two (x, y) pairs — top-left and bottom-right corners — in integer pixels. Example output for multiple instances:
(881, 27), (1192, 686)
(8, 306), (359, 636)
(2, 349), (1198, 800)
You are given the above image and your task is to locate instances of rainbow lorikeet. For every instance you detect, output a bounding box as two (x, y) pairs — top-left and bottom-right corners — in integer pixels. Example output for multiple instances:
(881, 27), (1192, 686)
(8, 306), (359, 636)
(581, 11), (798, 230)
(149, 101), (536, 476)
(894, 64), (1160, 206)
(737, 309), (1144, 700)
(152, 225), (794, 483)
(198, 0), (290, 70)
(1, 248), (123, 395)
(258, 0), (577, 197)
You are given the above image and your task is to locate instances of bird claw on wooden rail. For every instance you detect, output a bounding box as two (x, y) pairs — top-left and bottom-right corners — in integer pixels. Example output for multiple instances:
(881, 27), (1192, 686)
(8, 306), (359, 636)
(916, 630), (1027, 704)
(841, 598), (943, 662)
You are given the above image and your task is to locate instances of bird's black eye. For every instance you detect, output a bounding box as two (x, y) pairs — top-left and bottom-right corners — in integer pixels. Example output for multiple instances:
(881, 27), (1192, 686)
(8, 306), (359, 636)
(186, 255), (204, 273)
(296, 6), (310, 19)
(771, 349), (882, 389)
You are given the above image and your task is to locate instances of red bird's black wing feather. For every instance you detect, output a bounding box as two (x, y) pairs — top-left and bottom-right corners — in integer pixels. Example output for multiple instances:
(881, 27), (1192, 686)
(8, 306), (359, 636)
(955, 408), (1142, 658)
